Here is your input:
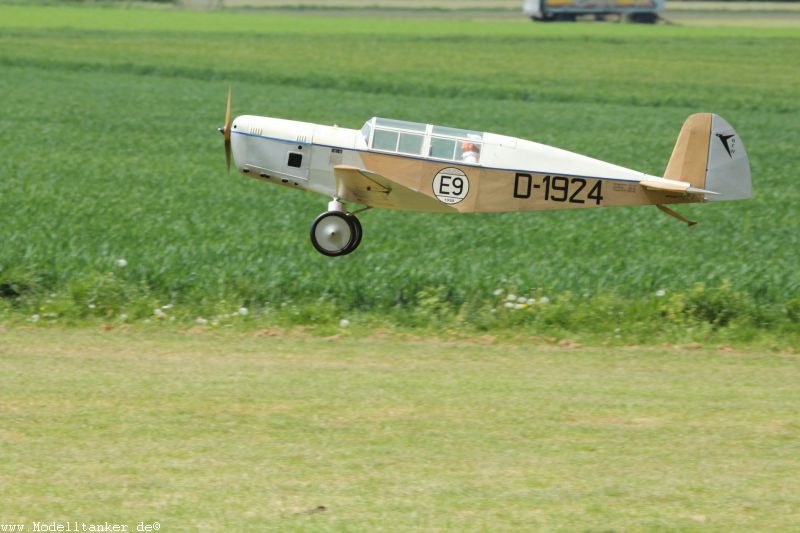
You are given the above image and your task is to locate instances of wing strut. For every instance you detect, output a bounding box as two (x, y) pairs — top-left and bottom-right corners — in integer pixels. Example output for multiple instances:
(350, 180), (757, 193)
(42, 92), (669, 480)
(656, 204), (697, 227)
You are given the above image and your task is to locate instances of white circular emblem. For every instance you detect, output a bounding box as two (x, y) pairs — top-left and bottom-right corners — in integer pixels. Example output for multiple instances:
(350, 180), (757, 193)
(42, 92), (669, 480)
(433, 168), (469, 205)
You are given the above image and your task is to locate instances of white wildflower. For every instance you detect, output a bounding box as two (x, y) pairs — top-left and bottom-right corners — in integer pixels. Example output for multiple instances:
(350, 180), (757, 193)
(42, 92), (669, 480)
(120, 314), (128, 321)
(116, 258), (128, 268)
(506, 293), (517, 302)
(527, 298), (536, 306)
(196, 317), (208, 325)
(492, 289), (503, 297)
(539, 296), (550, 304)
(154, 308), (165, 317)
(162, 304), (173, 310)
(31, 314), (40, 323)
(655, 289), (666, 297)
(339, 319), (350, 328)
(88, 303), (96, 309)
(517, 296), (527, 304)
(514, 303), (524, 310)
(504, 302), (514, 309)
(238, 307), (249, 316)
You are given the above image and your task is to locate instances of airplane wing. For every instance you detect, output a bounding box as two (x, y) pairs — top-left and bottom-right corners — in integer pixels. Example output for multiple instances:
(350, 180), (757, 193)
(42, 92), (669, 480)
(333, 165), (456, 212)
(640, 177), (718, 195)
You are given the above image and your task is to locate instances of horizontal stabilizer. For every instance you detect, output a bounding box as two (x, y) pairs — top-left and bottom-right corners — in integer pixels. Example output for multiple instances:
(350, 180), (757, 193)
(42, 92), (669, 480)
(639, 178), (717, 196)
(687, 186), (719, 195)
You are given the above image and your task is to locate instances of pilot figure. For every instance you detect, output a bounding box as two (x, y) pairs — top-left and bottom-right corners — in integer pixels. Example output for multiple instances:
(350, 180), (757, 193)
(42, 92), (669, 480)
(461, 141), (480, 164)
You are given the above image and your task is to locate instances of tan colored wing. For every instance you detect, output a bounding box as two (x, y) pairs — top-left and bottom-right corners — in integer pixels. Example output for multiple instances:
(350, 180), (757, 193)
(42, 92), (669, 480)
(333, 165), (456, 212)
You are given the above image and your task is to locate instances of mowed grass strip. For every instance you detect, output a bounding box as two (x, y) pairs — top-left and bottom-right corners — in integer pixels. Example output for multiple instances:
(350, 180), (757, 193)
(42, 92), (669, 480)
(0, 328), (799, 530)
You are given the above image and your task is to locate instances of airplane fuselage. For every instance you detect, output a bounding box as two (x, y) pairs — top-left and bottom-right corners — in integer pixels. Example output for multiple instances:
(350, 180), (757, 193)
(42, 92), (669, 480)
(230, 115), (701, 214)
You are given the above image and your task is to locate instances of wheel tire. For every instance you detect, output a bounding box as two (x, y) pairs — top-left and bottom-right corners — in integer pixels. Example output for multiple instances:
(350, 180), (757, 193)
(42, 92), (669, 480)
(555, 13), (577, 22)
(628, 12), (658, 23)
(343, 213), (363, 255)
(310, 211), (355, 257)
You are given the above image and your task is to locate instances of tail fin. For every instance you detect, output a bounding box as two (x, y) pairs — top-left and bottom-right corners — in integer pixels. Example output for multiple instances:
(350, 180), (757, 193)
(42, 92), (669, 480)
(663, 113), (752, 202)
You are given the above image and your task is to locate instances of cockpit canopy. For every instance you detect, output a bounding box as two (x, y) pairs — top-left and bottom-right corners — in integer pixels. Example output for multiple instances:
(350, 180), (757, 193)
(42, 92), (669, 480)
(361, 117), (484, 164)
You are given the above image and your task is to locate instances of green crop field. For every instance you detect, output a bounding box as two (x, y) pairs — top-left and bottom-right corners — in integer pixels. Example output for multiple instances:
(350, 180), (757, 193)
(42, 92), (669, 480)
(0, 3), (799, 344)
(1, 328), (799, 530)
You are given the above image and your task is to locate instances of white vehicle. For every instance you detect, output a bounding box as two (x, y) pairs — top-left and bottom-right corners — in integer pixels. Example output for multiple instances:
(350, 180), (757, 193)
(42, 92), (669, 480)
(219, 88), (751, 256)
(523, 0), (665, 22)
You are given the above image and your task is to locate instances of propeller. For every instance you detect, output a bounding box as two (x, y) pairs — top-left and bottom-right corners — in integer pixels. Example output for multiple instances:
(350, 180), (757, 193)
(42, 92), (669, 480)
(218, 84), (232, 173)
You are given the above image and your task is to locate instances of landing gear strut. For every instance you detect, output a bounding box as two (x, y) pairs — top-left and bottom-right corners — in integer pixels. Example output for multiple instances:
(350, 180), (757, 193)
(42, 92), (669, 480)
(309, 199), (363, 256)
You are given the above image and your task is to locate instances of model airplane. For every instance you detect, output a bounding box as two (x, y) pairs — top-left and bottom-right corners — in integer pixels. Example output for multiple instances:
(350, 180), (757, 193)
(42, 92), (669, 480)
(219, 89), (751, 256)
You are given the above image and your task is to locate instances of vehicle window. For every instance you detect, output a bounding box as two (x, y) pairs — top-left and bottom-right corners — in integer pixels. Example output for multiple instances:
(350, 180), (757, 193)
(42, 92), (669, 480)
(456, 141), (481, 164)
(398, 133), (424, 155)
(360, 122), (372, 144)
(454, 142), (464, 161)
(373, 129), (398, 151)
(375, 118), (427, 132)
(432, 125), (483, 141)
(430, 137), (456, 160)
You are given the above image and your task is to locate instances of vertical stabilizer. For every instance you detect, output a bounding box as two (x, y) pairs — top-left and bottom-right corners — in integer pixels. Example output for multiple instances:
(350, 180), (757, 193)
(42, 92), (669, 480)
(663, 113), (712, 189)
(663, 113), (751, 202)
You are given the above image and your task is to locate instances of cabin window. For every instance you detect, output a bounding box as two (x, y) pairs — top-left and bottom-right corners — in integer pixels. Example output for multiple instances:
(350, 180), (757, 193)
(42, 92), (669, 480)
(373, 129), (399, 151)
(287, 152), (303, 168)
(430, 137), (456, 160)
(360, 122), (372, 144)
(375, 117), (427, 132)
(397, 133), (424, 155)
(366, 117), (484, 164)
(432, 125), (483, 140)
(457, 140), (482, 164)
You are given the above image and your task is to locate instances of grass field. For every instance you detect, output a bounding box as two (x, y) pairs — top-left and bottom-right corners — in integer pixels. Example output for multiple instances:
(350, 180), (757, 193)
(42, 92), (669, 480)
(0, 3), (799, 343)
(1, 328), (799, 530)
(1, 6), (799, 528)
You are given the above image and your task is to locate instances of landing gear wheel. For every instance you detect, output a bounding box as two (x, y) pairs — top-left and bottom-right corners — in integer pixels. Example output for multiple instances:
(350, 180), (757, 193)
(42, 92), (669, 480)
(628, 12), (658, 23)
(310, 211), (361, 256)
(345, 212), (362, 254)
